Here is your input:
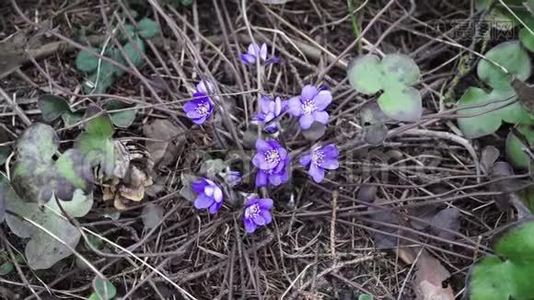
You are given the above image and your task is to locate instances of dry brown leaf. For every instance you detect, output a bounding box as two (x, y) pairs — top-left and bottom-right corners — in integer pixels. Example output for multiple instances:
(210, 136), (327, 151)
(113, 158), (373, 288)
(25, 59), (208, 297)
(143, 119), (183, 167)
(414, 250), (454, 300)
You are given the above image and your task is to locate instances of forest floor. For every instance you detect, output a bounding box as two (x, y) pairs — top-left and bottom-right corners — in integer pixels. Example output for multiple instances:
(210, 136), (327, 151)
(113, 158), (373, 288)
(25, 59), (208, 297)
(0, 0), (525, 299)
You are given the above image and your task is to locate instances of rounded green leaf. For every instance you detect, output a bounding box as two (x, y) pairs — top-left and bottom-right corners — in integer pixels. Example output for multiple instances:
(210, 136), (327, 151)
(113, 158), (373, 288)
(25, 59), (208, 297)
(381, 53), (420, 87)
(505, 125), (534, 168)
(495, 221), (534, 261)
(91, 278), (116, 300)
(456, 87), (503, 138)
(520, 27), (534, 52)
(104, 100), (137, 128)
(122, 36), (145, 68)
(477, 41), (531, 90)
(37, 94), (71, 122)
(76, 48), (99, 73)
(377, 86), (422, 122)
(469, 221), (534, 300)
(347, 54), (382, 95)
(137, 18), (160, 39)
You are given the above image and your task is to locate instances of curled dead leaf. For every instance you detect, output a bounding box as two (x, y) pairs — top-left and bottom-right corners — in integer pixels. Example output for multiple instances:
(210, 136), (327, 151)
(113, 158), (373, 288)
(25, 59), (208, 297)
(143, 119), (183, 167)
(414, 250), (454, 300)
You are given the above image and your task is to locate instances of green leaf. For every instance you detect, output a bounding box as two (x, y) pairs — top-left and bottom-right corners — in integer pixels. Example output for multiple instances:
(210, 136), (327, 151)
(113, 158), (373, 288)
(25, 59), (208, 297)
(137, 18), (160, 39)
(347, 54), (422, 122)
(104, 100), (137, 128)
(378, 86), (422, 122)
(122, 36), (145, 68)
(347, 54), (382, 95)
(469, 221), (534, 300)
(37, 94), (71, 122)
(457, 88), (509, 138)
(380, 54), (420, 87)
(358, 294), (373, 300)
(84, 61), (117, 94)
(75, 111), (115, 176)
(505, 125), (534, 168)
(0, 262), (13, 276)
(91, 278), (116, 300)
(75, 48), (99, 73)
(477, 41), (531, 91)
(62, 111), (83, 126)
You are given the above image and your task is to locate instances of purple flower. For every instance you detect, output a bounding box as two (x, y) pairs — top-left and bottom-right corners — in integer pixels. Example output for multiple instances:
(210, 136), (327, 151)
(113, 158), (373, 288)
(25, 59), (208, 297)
(222, 169), (241, 187)
(299, 144), (339, 183)
(243, 195), (273, 233)
(287, 85), (332, 130)
(183, 83), (214, 125)
(192, 178), (224, 214)
(252, 139), (290, 187)
(240, 43), (279, 65)
(255, 95), (285, 133)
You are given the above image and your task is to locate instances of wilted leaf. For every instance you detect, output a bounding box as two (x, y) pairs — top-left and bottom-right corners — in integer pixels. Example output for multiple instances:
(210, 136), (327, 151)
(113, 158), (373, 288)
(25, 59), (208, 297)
(137, 18), (160, 39)
(143, 119), (182, 167)
(200, 159), (226, 179)
(414, 250), (454, 300)
(302, 122), (326, 141)
(38, 94), (71, 122)
(142, 203), (164, 231)
(4, 176), (92, 269)
(179, 174), (198, 202)
(480, 145), (500, 175)
(357, 184), (377, 203)
(104, 100), (137, 128)
(363, 123), (388, 145)
(429, 207), (461, 240)
(12, 123), (93, 202)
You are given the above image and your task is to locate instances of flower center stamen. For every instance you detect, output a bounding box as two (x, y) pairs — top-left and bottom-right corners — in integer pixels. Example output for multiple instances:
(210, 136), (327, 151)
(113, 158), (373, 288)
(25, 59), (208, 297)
(312, 150), (324, 166)
(264, 149), (281, 165)
(195, 102), (210, 116)
(245, 203), (260, 218)
(301, 99), (316, 114)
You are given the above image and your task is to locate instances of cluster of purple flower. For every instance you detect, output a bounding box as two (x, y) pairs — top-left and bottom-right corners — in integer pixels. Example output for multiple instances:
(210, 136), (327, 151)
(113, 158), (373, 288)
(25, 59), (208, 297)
(184, 43), (340, 234)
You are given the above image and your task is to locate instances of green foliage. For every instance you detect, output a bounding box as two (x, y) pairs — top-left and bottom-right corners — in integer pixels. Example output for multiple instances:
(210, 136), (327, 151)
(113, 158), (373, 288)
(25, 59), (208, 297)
(38, 94), (84, 126)
(456, 41), (534, 138)
(505, 125), (534, 168)
(89, 278), (116, 300)
(0, 261), (13, 276)
(137, 18), (160, 38)
(358, 294), (373, 300)
(347, 54), (422, 122)
(104, 100), (137, 128)
(75, 18), (160, 94)
(478, 42), (531, 90)
(75, 109), (115, 176)
(469, 220), (534, 300)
